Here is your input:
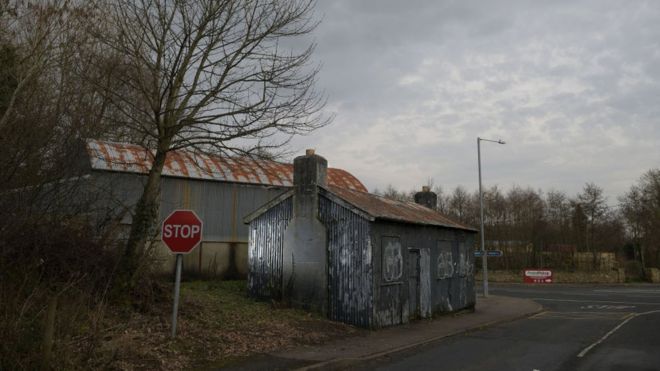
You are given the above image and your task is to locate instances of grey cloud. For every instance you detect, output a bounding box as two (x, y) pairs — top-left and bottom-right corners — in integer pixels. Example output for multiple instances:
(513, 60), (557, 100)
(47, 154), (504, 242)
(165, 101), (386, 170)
(288, 0), (660, 199)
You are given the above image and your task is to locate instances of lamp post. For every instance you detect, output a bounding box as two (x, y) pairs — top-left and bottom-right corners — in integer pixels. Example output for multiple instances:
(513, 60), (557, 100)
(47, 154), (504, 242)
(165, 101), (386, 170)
(477, 137), (505, 298)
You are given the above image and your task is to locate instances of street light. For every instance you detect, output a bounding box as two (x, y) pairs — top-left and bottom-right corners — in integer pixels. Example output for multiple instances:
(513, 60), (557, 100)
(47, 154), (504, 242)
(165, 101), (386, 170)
(477, 137), (505, 298)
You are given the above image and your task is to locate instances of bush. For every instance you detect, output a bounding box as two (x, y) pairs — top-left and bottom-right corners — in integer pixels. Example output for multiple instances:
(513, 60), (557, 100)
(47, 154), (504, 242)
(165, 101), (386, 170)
(0, 218), (120, 370)
(624, 260), (645, 282)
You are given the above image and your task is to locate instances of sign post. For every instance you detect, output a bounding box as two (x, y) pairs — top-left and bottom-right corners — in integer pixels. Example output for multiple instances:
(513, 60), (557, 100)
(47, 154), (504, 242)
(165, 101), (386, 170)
(171, 254), (183, 337)
(161, 210), (203, 338)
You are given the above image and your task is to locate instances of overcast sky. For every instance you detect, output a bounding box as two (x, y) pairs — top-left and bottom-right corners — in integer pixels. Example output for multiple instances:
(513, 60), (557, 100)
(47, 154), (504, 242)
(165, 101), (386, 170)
(287, 0), (660, 203)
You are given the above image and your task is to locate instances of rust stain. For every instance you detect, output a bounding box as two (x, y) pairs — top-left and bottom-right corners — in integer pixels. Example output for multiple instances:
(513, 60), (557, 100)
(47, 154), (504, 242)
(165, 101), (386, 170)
(326, 185), (476, 231)
(129, 146), (151, 173)
(231, 184), (238, 240)
(86, 139), (367, 192)
(112, 143), (128, 171)
(172, 151), (189, 177)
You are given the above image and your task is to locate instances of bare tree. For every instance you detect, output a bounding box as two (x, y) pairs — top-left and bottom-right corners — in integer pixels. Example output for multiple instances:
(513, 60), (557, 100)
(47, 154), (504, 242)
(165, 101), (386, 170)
(91, 0), (329, 285)
(577, 182), (608, 266)
(620, 169), (660, 268)
(446, 186), (474, 225)
(545, 190), (571, 242)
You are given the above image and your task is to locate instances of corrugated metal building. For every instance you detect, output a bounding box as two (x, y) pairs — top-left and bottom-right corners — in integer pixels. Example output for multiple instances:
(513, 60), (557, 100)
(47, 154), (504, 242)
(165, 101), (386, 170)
(82, 140), (367, 277)
(246, 150), (478, 328)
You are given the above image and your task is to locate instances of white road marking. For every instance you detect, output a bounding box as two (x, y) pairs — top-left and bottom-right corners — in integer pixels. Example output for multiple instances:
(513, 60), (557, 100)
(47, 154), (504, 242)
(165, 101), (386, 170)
(531, 297), (660, 306)
(580, 304), (636, 310)
(532, 311), (630, 320)
(495, 287), (660, 299)
(594, 289), (660, 294)
(577, 309), (660, 358)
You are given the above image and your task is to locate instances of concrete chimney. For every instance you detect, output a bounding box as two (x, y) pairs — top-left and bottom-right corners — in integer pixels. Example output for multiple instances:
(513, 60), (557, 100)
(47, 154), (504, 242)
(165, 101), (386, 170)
(282, 149), (328, 313)
(293, 149), (327, 195)
(414, 186), (437, 210)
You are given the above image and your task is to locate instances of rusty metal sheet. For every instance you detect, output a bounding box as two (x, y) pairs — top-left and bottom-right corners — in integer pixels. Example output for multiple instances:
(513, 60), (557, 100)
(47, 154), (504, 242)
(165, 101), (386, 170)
(325, 185), (476, 231)
(86, 140), (367, 192)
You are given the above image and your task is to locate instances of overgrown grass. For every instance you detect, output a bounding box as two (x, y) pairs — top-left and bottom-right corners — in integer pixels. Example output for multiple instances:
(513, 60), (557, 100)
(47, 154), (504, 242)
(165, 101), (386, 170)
(90, 279), (358, 370)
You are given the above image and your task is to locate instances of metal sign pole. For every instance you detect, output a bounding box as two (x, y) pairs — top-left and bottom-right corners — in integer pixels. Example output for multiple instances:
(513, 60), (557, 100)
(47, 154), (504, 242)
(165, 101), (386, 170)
(171, 253), (183, 338)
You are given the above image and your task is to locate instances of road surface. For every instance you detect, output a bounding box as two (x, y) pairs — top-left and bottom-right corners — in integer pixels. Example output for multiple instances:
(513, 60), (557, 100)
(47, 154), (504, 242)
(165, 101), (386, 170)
(363, 283), (660, 371)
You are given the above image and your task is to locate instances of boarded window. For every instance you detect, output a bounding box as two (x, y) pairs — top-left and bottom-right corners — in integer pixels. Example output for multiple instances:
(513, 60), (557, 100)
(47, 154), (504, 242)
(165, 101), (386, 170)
(437, 240), (454, 279)
(382, 237), (403, 282)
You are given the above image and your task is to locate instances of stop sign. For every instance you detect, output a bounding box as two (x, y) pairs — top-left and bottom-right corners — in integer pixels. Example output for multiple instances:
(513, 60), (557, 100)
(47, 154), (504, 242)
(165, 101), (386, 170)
(162, 210), (203, 254)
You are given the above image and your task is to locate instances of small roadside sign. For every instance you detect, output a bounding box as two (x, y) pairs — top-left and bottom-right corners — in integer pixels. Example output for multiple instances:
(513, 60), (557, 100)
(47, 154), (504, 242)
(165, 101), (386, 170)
(162, 210), (203, 254)
(474, 250), (503, 257)
(161, 209), (203, 338)
(524, 269), (553, 283)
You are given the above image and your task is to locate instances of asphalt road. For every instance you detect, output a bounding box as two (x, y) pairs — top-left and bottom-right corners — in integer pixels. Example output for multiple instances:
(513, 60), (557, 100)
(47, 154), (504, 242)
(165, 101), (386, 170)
(363, 283), (660, 371)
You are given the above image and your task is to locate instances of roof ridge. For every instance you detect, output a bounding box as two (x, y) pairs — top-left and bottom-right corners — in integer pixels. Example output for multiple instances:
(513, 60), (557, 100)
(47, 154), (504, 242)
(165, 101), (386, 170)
(325, 184), (477, 231)
(85, 139), (368, 192)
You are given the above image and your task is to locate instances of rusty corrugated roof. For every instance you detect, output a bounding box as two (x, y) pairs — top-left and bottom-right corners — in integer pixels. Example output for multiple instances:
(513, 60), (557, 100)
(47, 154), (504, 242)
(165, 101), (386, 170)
(324, 185), (477, 231)
(86, 140), (368, 192)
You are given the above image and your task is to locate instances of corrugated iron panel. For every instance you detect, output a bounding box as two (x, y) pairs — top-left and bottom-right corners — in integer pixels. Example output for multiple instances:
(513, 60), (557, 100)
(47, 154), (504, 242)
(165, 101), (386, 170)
(326, 185), (476, 231)
(160, 178), (286, 242)
(419, 247), (432, 318)
(247, 197), (293, 298)
(432, 235), (476, 313)
(320, 195), (373, 328)
(86, 139), (368, 192)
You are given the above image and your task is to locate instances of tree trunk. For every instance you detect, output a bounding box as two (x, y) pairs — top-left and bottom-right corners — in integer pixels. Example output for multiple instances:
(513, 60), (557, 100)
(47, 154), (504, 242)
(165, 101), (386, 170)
(42, 295), (57, 370)
(115, 148), (168, 292)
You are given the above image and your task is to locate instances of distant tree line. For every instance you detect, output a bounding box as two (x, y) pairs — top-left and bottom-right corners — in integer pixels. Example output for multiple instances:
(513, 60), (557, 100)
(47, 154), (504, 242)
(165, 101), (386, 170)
(375, 172), (660, 271)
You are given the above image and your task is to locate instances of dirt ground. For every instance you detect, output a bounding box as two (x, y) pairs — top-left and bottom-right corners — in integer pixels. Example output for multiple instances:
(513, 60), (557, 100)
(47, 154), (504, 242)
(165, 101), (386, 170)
(88, 280), (360, 370)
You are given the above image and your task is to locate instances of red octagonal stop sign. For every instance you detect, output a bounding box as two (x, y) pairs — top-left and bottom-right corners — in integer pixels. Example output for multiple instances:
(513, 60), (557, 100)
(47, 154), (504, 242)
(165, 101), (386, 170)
(162, 210), (203, 254)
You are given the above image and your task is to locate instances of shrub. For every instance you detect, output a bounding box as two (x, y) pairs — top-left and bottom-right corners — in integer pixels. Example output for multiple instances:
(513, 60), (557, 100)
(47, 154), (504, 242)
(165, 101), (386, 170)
(0, 218), (120, 370)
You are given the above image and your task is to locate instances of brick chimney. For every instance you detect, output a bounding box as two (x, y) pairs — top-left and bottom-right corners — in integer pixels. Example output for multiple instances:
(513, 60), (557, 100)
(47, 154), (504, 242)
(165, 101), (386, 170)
(414, 186), (437, 210)
(282, 149), (328, 313)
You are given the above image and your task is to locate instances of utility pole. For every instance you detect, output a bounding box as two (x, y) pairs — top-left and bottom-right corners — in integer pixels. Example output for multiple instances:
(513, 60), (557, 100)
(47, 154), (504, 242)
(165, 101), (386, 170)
(477, 137), (505, 297)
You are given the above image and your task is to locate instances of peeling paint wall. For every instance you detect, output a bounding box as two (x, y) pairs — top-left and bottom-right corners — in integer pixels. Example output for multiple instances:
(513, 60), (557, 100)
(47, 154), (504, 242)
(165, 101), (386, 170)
(372, 222), (476, 327)
(419, 248), (432, 318)
(319, 195), (373, 328)
(433, 233), (476, 313)
(247, 197), (293, 298)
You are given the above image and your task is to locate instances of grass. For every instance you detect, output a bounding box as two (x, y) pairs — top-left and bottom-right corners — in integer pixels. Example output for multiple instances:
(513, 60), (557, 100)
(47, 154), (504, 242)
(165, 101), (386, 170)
(89, 280), (358, 370)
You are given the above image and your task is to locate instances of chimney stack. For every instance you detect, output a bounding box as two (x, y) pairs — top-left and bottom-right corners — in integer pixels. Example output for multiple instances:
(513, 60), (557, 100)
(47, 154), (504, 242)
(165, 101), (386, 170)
(292, 149), (327, 216)
(414, 186), (437, 210)
(282, 149), (328, 314)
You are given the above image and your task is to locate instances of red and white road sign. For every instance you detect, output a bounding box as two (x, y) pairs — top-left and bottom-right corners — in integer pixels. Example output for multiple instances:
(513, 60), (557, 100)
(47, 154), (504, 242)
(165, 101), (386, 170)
(161, 210), (203, 254)
(523, 269), (553, 284)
